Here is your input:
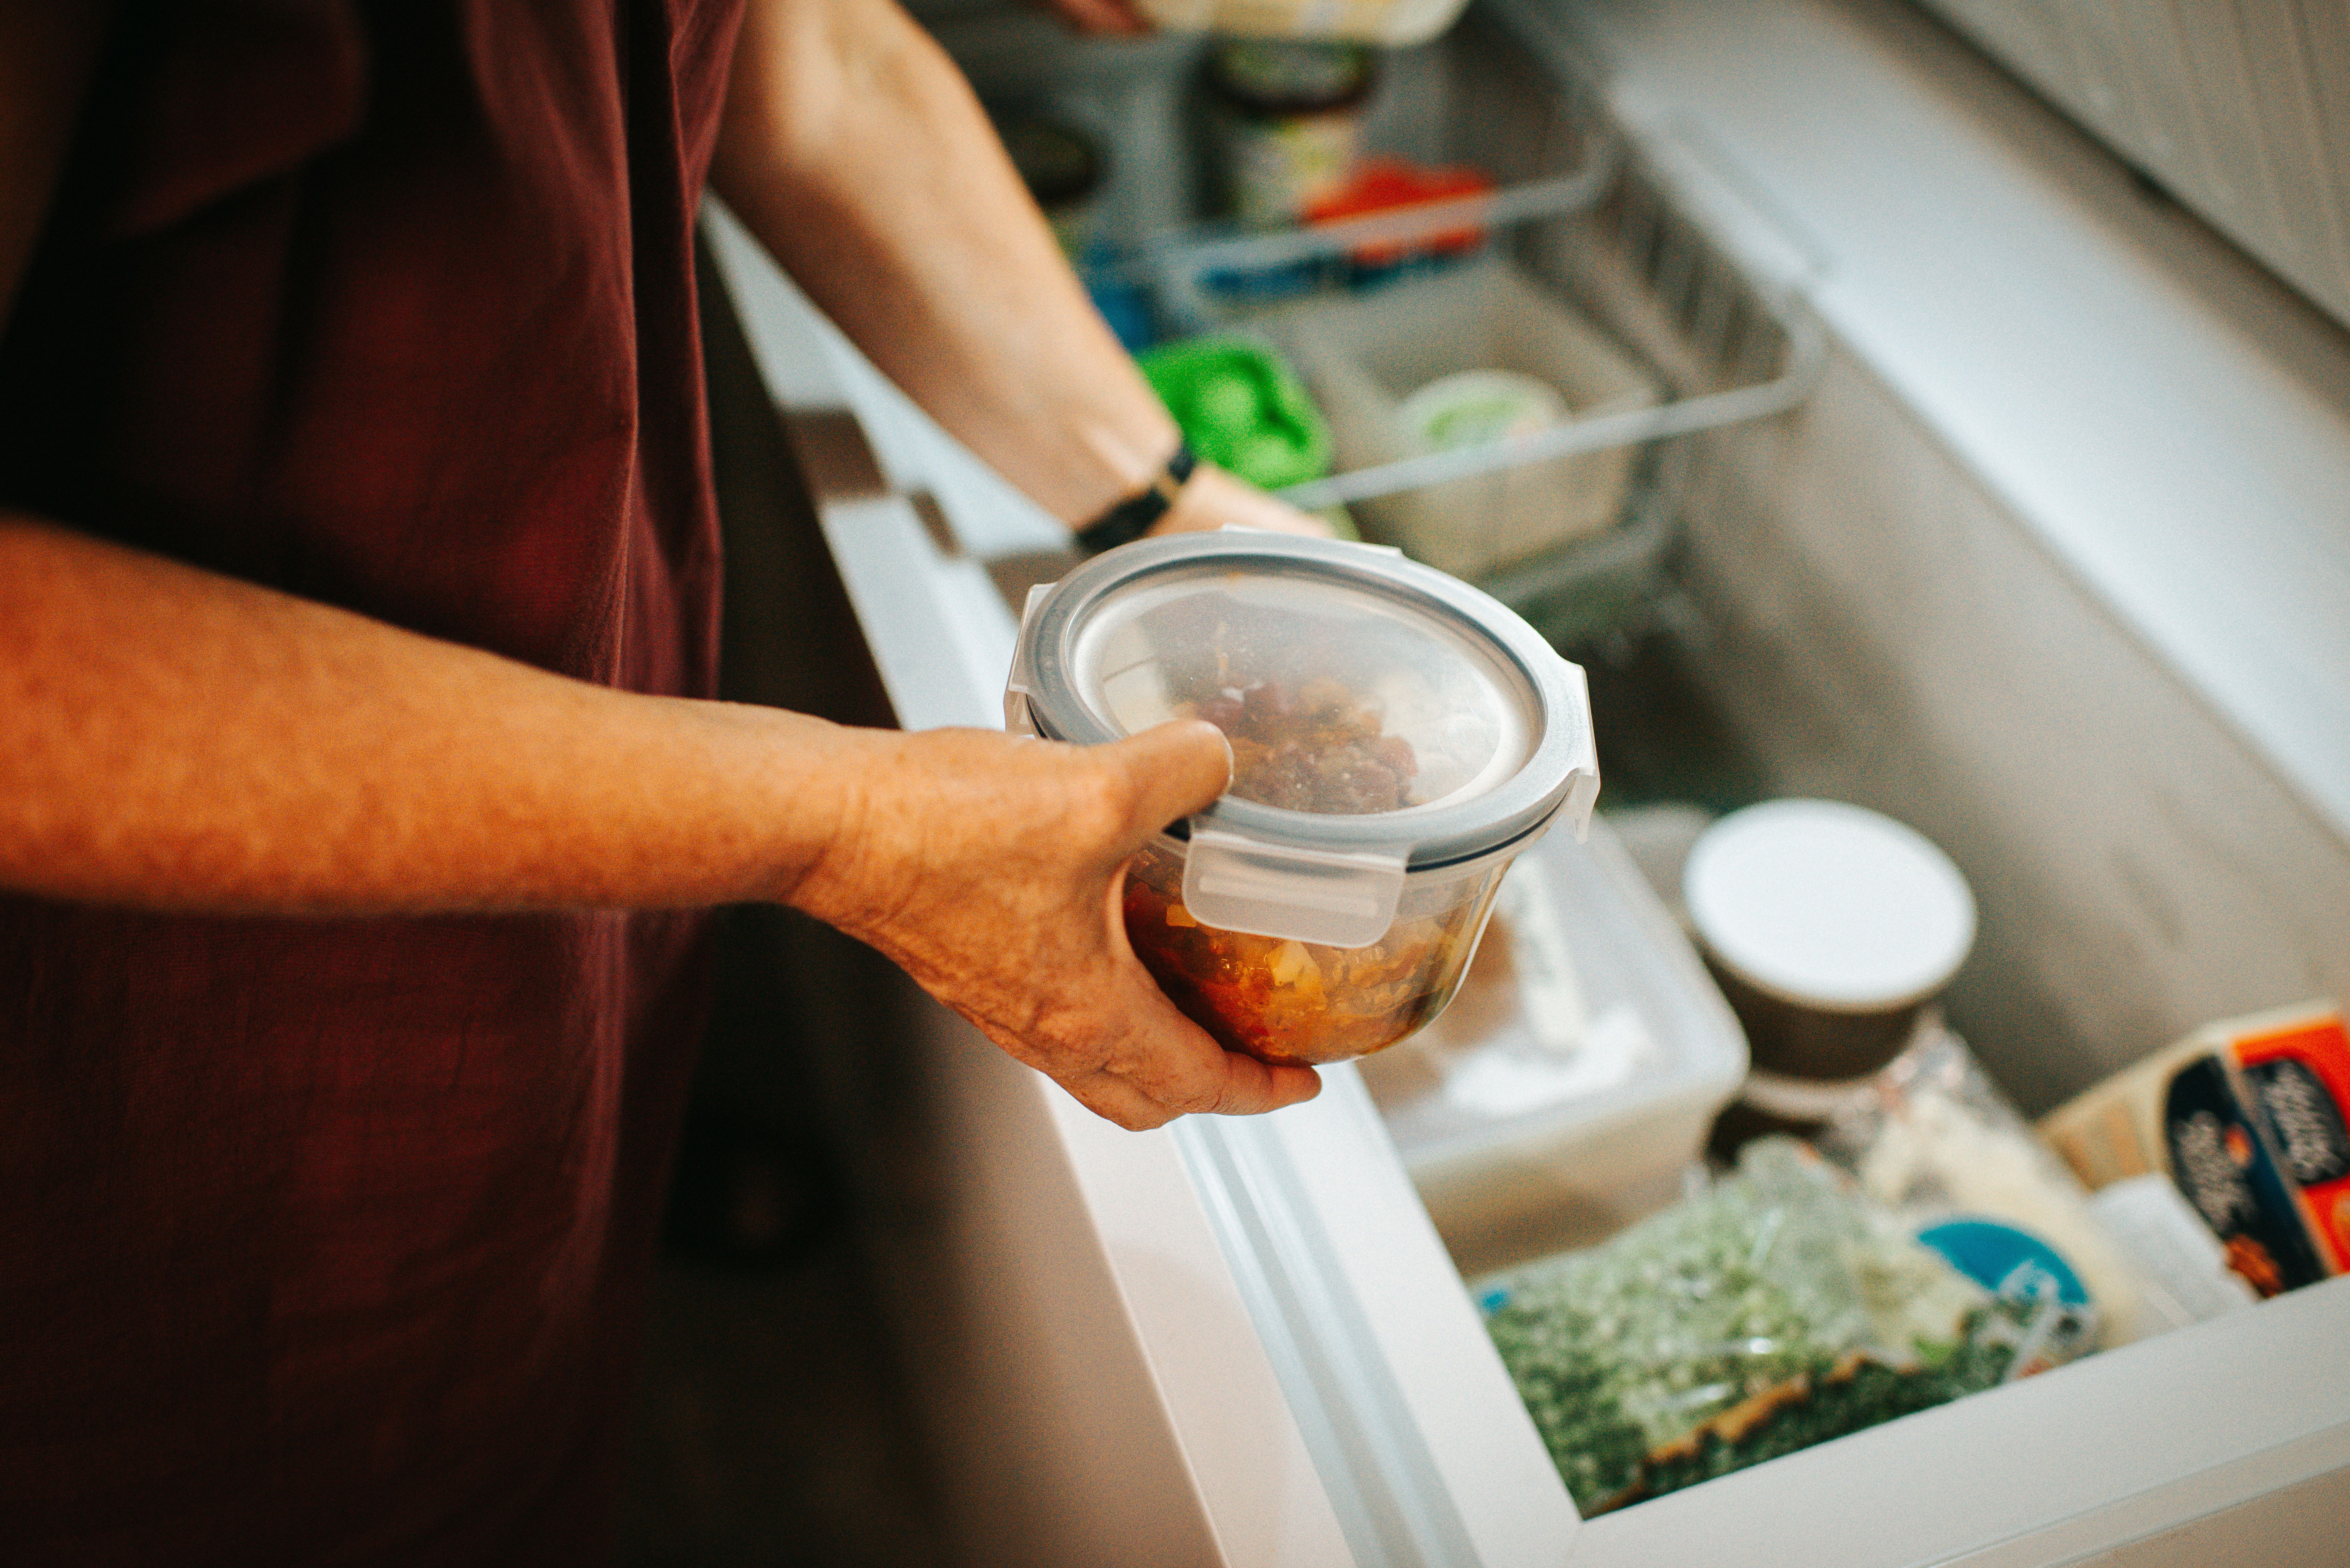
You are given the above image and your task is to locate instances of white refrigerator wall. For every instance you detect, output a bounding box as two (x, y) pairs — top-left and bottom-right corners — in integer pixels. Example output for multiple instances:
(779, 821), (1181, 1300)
(1914, 0), (2350, 336)
(1674, 337), (2350, 1114)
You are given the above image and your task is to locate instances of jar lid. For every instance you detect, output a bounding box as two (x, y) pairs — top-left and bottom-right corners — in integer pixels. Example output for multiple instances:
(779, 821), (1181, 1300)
(1397, 369), (1568, 452)
(1007, 532), (1598, 872)
(1137, 337), (1331, 493)
(1683, 800), (1977, 1012)
(1207, 40), (1379, 118)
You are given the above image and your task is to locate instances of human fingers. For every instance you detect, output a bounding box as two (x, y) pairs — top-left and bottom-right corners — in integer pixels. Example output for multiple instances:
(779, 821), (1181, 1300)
(1087, 848), (1323, 1121)
(1092, 718), (1231, 849)
(1038, 1010), (1324, 1128)
(1049, 925), (1324, 1127)
(1061, 1051), (1324, 1129)
(797, 726), (1314, 1129)
(1087, 1030), (1325, 1123)
(944, 907), (1316, 1131)
(948, 829), (1319, 1130)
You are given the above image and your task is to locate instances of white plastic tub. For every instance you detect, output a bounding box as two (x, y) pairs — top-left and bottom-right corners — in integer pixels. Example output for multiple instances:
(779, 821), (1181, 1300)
(1359, 813), (1748, 1276)
(1257, 257), (1658, 580)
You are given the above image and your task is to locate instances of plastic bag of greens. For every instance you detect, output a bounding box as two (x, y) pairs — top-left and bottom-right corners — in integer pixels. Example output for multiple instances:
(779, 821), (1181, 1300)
(1817, 1024), (2166, 1345)
(1480, 1138), (2091, 1513)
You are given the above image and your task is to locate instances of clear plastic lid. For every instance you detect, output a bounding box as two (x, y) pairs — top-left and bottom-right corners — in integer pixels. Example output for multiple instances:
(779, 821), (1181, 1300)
(1074, 571), (1535, 820)
(1007, 534), (1598, 945)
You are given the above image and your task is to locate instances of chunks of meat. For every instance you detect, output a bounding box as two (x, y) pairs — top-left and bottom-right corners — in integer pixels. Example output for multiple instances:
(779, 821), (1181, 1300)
(1183, 675), (1417, 815)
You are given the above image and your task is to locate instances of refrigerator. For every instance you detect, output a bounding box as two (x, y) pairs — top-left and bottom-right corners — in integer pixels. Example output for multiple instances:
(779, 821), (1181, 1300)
(697, 0), (2350, 1560)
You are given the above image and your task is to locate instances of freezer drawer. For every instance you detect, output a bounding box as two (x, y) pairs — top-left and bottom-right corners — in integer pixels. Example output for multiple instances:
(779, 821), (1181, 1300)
(1184, 1066), (2350, 1565)
(706, 248), (2350, 1568)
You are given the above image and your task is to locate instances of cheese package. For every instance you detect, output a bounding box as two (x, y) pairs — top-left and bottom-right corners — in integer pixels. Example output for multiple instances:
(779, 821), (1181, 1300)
(2038, 1003), (2349, 1297)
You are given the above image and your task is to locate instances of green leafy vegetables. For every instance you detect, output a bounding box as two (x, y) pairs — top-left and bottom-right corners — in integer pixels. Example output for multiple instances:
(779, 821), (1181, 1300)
(1481, 1139), (2083, 1513)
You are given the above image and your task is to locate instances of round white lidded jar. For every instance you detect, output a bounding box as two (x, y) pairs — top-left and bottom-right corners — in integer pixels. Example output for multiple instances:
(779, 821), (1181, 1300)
(1684, 798), (1977, 1082)
(1006, 532), (1599, 1066)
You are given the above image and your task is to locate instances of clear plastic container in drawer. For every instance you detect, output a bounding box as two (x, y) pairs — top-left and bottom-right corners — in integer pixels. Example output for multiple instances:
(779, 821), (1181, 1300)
(1360, 814), (1749, 1275)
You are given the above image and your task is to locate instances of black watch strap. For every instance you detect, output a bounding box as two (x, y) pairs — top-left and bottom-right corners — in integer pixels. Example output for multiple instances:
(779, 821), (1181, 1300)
(1073, 444), (1196, 555)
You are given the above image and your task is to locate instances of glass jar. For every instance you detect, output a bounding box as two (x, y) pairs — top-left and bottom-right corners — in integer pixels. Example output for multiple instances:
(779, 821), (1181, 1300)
(1007, 532), (1599, 1067)
(1206, 40), (1380, 229)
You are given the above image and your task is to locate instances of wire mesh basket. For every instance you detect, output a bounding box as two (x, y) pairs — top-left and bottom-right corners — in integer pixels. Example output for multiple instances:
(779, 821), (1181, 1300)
(929, 0), (1824, 646)
(1142, 4), (1615, 330)
(1123, 0), (1824, 645)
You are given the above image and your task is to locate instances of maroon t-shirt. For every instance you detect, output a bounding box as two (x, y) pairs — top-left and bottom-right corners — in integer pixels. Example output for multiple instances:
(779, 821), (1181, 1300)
(0, 2), (743, 1560)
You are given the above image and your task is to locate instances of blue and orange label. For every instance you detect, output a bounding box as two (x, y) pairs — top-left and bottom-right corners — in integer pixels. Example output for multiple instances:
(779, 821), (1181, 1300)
(2232, 1015), (2350, 1276)
(2163, 1054), (2330, 1296)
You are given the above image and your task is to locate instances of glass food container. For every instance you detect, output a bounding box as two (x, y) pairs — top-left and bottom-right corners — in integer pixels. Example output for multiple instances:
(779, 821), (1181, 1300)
(1006, 532), (1600, 1067)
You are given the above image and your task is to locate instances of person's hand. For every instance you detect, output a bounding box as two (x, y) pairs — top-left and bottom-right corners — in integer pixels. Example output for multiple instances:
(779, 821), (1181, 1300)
(789, 718), (1323, 1130)
(1032, 0), (1155, 35)
(1151, 460), (1332, 539)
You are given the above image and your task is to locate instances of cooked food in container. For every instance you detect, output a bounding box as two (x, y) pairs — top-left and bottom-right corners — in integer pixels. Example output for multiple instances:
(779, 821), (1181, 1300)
(1006, 531), (1599, 1066)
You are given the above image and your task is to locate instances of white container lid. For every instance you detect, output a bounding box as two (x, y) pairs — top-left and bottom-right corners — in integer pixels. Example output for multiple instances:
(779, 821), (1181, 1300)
(1395, 369), (1568, 453)
(1683, 799), (1977, 1012)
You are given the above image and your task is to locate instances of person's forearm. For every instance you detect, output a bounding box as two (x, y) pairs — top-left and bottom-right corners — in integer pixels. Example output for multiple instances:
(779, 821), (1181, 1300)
(0, 514), (1316, 1123)
(0, 514), (863, 915)
(0, 515), (1316, 1123)
(710, 0), (1180, 526)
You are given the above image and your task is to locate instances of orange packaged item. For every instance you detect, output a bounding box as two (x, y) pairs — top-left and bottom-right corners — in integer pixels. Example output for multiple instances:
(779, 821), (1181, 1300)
(2230, 1012), (2350, 1273)
(2040, 1002), (2348, 1297)
(1304, 157), (1496, 269)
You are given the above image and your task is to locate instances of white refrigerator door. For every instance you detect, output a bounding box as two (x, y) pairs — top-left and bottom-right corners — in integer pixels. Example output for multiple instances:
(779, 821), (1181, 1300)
(1172, 1074), (1584, 1566)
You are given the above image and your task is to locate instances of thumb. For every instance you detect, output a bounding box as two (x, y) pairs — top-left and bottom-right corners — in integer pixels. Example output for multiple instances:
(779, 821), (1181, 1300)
(1102, 719), (1232, 843)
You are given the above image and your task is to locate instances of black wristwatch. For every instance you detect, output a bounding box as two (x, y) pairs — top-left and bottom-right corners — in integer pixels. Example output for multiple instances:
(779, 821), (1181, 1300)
(1073, 444), (1196, 556)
